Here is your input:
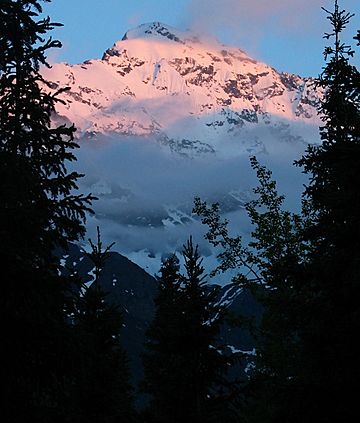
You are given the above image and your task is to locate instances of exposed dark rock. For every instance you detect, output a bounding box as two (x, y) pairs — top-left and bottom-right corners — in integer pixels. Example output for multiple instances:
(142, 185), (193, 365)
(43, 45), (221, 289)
(280, 72), (301, 91)
(224, 79), (242, 98)
(207, 52), (222, 62)
(159, 135), (216, 157)
(188, 64), (216, 86)
(216, 97), (232, 107)
(239, 109), (258, 123)
(68, 91), (91, 105)
(144, 22), (185, 44)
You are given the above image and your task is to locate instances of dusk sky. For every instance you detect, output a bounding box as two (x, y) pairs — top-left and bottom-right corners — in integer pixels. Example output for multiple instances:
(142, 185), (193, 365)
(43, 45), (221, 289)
(43, 0), (359, 77)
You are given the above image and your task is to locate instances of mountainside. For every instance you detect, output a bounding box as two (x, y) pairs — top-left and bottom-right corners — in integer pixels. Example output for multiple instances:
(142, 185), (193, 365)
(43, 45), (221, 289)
(43, 23), (322, 278)
(44, 22), (320, 157)
(60, 244), (261, 404)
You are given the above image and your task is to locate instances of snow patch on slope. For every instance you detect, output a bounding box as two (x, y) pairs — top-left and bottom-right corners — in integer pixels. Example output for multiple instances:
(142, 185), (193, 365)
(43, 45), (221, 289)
(42, 23), (322, 281)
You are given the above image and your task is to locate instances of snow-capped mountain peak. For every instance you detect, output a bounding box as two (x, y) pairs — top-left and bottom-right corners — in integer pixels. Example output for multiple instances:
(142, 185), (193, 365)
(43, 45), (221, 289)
(41, 23), (322, 276)
(43, 22), (321, 158)
(121, 22), (190, 44)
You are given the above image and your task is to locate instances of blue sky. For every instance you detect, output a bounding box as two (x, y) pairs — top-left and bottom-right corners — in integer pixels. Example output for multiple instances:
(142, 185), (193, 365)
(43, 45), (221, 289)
(43, 0), (359, 77)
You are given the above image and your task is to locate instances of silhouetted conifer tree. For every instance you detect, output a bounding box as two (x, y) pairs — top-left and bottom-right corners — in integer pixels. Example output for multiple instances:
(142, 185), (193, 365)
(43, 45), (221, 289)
(194, 156), (306, 423)
(68, 228), (135, 423)
(0, 1), (93, 421)
(195, 2), (360, 422)
(142, 238), (235, 423)
(295, 1), (360, 421)
(181, 238), (240, 422)
(141, 253), (183, 422)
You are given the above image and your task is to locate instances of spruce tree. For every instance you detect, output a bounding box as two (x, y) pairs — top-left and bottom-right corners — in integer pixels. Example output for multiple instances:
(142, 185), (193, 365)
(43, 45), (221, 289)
(141, 253), (183, 422)
(194, 2), (360, 421)
(295, 1), (360, 421)
(179, 238), (236, 423)
(0, 0), (93, 269)
(69, 228), (135, 423)
(142, 239), (234, 423)
(194, 157), (306, 423)
(0, 1), (93, 420)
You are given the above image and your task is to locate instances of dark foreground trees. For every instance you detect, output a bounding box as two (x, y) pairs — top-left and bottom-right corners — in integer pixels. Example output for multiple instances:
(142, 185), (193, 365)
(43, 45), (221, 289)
(142, 238), (237, 423)
(2, 0), (359, 421)
(0, 1), (92, 420)
(67, 228), (135, 423)
(0, 0), (93, 271)
(195, 1), (360, 422)
(295, 1), (360, 421)
(194, 156), (306, 423)
(0, 2), (135, 422)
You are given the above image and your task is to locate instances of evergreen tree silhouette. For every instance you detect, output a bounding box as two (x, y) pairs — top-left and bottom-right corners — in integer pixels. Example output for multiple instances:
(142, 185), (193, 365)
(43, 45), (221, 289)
(141, 253), (183, 422)
(142, 238), (234, 423)
(194, 157), (306, 423)
(0, 1), (93, 421)
(296, 1), (360, 421)
(194, 2), (360, 421)
(179, 238), (233, 422)
(69, 228), (135, 423)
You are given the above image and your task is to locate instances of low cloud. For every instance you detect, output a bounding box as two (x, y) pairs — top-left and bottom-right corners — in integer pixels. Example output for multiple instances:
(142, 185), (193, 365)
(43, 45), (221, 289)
(71, 133), (308, 279)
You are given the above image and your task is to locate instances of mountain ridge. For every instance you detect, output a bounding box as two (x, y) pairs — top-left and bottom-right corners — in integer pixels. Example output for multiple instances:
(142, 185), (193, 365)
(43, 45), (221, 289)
(60, 243), (261, 405)
(42, 22), (322, 277)
(43, 22), (321, 158)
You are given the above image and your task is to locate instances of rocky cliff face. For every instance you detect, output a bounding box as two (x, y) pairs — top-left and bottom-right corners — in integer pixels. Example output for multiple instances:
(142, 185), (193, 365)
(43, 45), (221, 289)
(43, 22), (321, 157)
(43, 23), (322, 275)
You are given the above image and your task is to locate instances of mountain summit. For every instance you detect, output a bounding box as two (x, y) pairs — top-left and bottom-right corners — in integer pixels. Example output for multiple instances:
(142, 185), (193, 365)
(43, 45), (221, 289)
(42, 24), (322, 274)
(43, 22), (321, 158)
(121, 22), (193, 44)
